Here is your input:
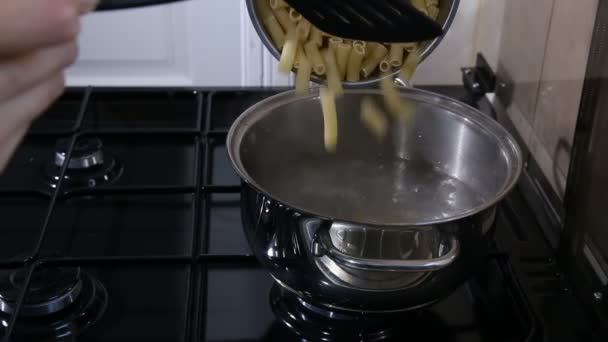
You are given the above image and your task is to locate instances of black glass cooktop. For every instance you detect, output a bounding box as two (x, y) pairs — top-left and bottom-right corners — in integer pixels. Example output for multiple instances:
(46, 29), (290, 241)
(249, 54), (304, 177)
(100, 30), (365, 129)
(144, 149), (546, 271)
(0, 87), (592, 341)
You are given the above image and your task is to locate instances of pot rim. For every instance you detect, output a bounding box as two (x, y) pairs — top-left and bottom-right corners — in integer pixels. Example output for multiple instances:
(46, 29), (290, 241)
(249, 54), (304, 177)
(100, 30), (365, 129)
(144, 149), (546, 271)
(227, 87), (523, 227)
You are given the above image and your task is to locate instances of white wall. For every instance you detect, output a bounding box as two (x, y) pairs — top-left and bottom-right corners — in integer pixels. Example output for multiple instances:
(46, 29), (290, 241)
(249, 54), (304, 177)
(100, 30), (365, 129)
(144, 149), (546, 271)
(415, 0), (481, 85)
(68, 0), (487, 87)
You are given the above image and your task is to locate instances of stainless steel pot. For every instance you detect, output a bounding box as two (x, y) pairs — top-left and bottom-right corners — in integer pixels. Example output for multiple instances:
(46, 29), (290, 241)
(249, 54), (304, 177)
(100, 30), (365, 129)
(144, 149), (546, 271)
(228, 88), (522, 312)
(246, 0), (460, 86)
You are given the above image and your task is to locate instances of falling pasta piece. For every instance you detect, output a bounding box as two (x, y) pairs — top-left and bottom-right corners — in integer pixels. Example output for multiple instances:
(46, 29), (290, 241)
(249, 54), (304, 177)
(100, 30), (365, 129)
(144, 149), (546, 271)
(381, 77), (415, 125)
(361, 97), (388, 140)
(400, 49), (421, 81)
(320, 88), (338, 153)
(279, 27), (298, 73)
(295, 52), (312, 95)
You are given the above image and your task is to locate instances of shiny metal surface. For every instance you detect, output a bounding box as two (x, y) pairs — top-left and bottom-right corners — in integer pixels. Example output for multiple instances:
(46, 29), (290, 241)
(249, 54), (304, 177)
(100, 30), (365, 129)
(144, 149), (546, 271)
(231, 87), (522, 311)
(55, 150), (104, 169)
(312, 225), (460, 272)
(54, 137), (105, 169)
(241, 185), (498, 311)
(246, 0), (460, 86)
(0, 279), (82, 317)
(229, 88), (522, 226)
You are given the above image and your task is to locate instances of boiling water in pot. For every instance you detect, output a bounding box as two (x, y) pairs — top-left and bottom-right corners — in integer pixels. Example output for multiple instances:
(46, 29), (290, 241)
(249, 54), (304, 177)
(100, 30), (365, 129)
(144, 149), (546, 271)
(255, 153), (486, 224)
(233, 90), (519, 227)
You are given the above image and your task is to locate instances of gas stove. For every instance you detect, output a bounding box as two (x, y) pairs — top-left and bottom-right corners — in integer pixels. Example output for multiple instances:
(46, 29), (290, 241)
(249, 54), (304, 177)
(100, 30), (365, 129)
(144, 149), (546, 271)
(0, 86), (596, 341)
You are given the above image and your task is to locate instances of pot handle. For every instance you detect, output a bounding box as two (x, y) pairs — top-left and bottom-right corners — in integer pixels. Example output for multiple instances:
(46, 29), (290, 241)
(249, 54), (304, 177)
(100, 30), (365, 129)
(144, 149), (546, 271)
(312, 224), (460, 272)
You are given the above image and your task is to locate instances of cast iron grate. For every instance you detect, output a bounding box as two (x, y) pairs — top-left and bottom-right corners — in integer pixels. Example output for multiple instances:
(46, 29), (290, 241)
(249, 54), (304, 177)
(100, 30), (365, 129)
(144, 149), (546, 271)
(0, 86), (539, 342)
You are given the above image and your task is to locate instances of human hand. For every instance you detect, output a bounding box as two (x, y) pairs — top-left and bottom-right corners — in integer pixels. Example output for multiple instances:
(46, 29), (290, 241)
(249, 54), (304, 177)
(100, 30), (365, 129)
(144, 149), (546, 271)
(0, 0), (99, 172)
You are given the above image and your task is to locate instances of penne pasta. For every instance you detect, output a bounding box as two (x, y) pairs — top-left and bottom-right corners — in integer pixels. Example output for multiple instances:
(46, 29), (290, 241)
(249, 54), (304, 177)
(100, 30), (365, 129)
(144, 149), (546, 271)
(322, 48), (343, 95)
(364, 42), (379, 60)
(263, 15), (286, 50)
(400, 48), (421, 81)
(379, 58), (392, 73)
(279, 26), (298, 73)
(273, 8), (295, 32)
(258, 0), (443, 156)
(389, 44), (405, 67)
(402, 43), (418, 52)
(296, 19), (311, 40)
(295, 52), (312, 95)
(293, 44), (306, 68)
(320, 88), (338, 153)
(304, 41), (326, 75)
(361, 44), (388, 78)
(328, 37), (343, 53)
(269, 0), (289, 9)
(380, 77), (415, 125)
(257, 0), (273, 20)
(425, 0), (439, 8)
(411, 0), (429, 16)
(346, 44), (365, 82)
(428, 5), (440, 20)
(309, 26), (323, 46)
(288, 8), (302, 22)
(353, 40), (366, 49)
(360, 97), (388, 140)
(335, 43), (352, 80)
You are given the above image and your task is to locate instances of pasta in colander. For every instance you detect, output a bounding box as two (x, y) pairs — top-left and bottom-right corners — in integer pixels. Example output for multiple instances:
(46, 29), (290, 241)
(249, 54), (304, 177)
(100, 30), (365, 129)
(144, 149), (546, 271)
(258, 0), (440, 152)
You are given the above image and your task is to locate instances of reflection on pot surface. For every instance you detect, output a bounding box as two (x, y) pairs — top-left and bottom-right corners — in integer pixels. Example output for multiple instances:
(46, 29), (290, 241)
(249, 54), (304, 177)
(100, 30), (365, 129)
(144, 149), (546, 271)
(241, 185), (496, 312)
(304, 219), (452, 290)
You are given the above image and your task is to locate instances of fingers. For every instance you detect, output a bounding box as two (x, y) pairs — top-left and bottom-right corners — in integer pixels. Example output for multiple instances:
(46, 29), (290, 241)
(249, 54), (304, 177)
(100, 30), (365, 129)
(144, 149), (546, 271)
(0, 0), (90, 57)
(0, 73), (66, 146)
(80, 0), (101, 14)
(0, 122), (29, 173)
(0, 41), (78, 103)
(0, 73), (65, 171)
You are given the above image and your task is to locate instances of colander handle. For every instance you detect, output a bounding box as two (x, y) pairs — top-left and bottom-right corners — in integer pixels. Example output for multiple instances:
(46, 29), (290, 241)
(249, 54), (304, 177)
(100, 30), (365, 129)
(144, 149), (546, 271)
(311, 223), (460, 272)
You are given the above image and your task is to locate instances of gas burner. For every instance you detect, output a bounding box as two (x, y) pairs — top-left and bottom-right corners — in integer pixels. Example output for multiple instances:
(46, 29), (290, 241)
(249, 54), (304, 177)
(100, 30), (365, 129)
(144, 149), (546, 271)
(270, 284), (453, 342)
(0, 267), (82, 316)
(0, 268), (107, 341)
(44, 137), (123, 188)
